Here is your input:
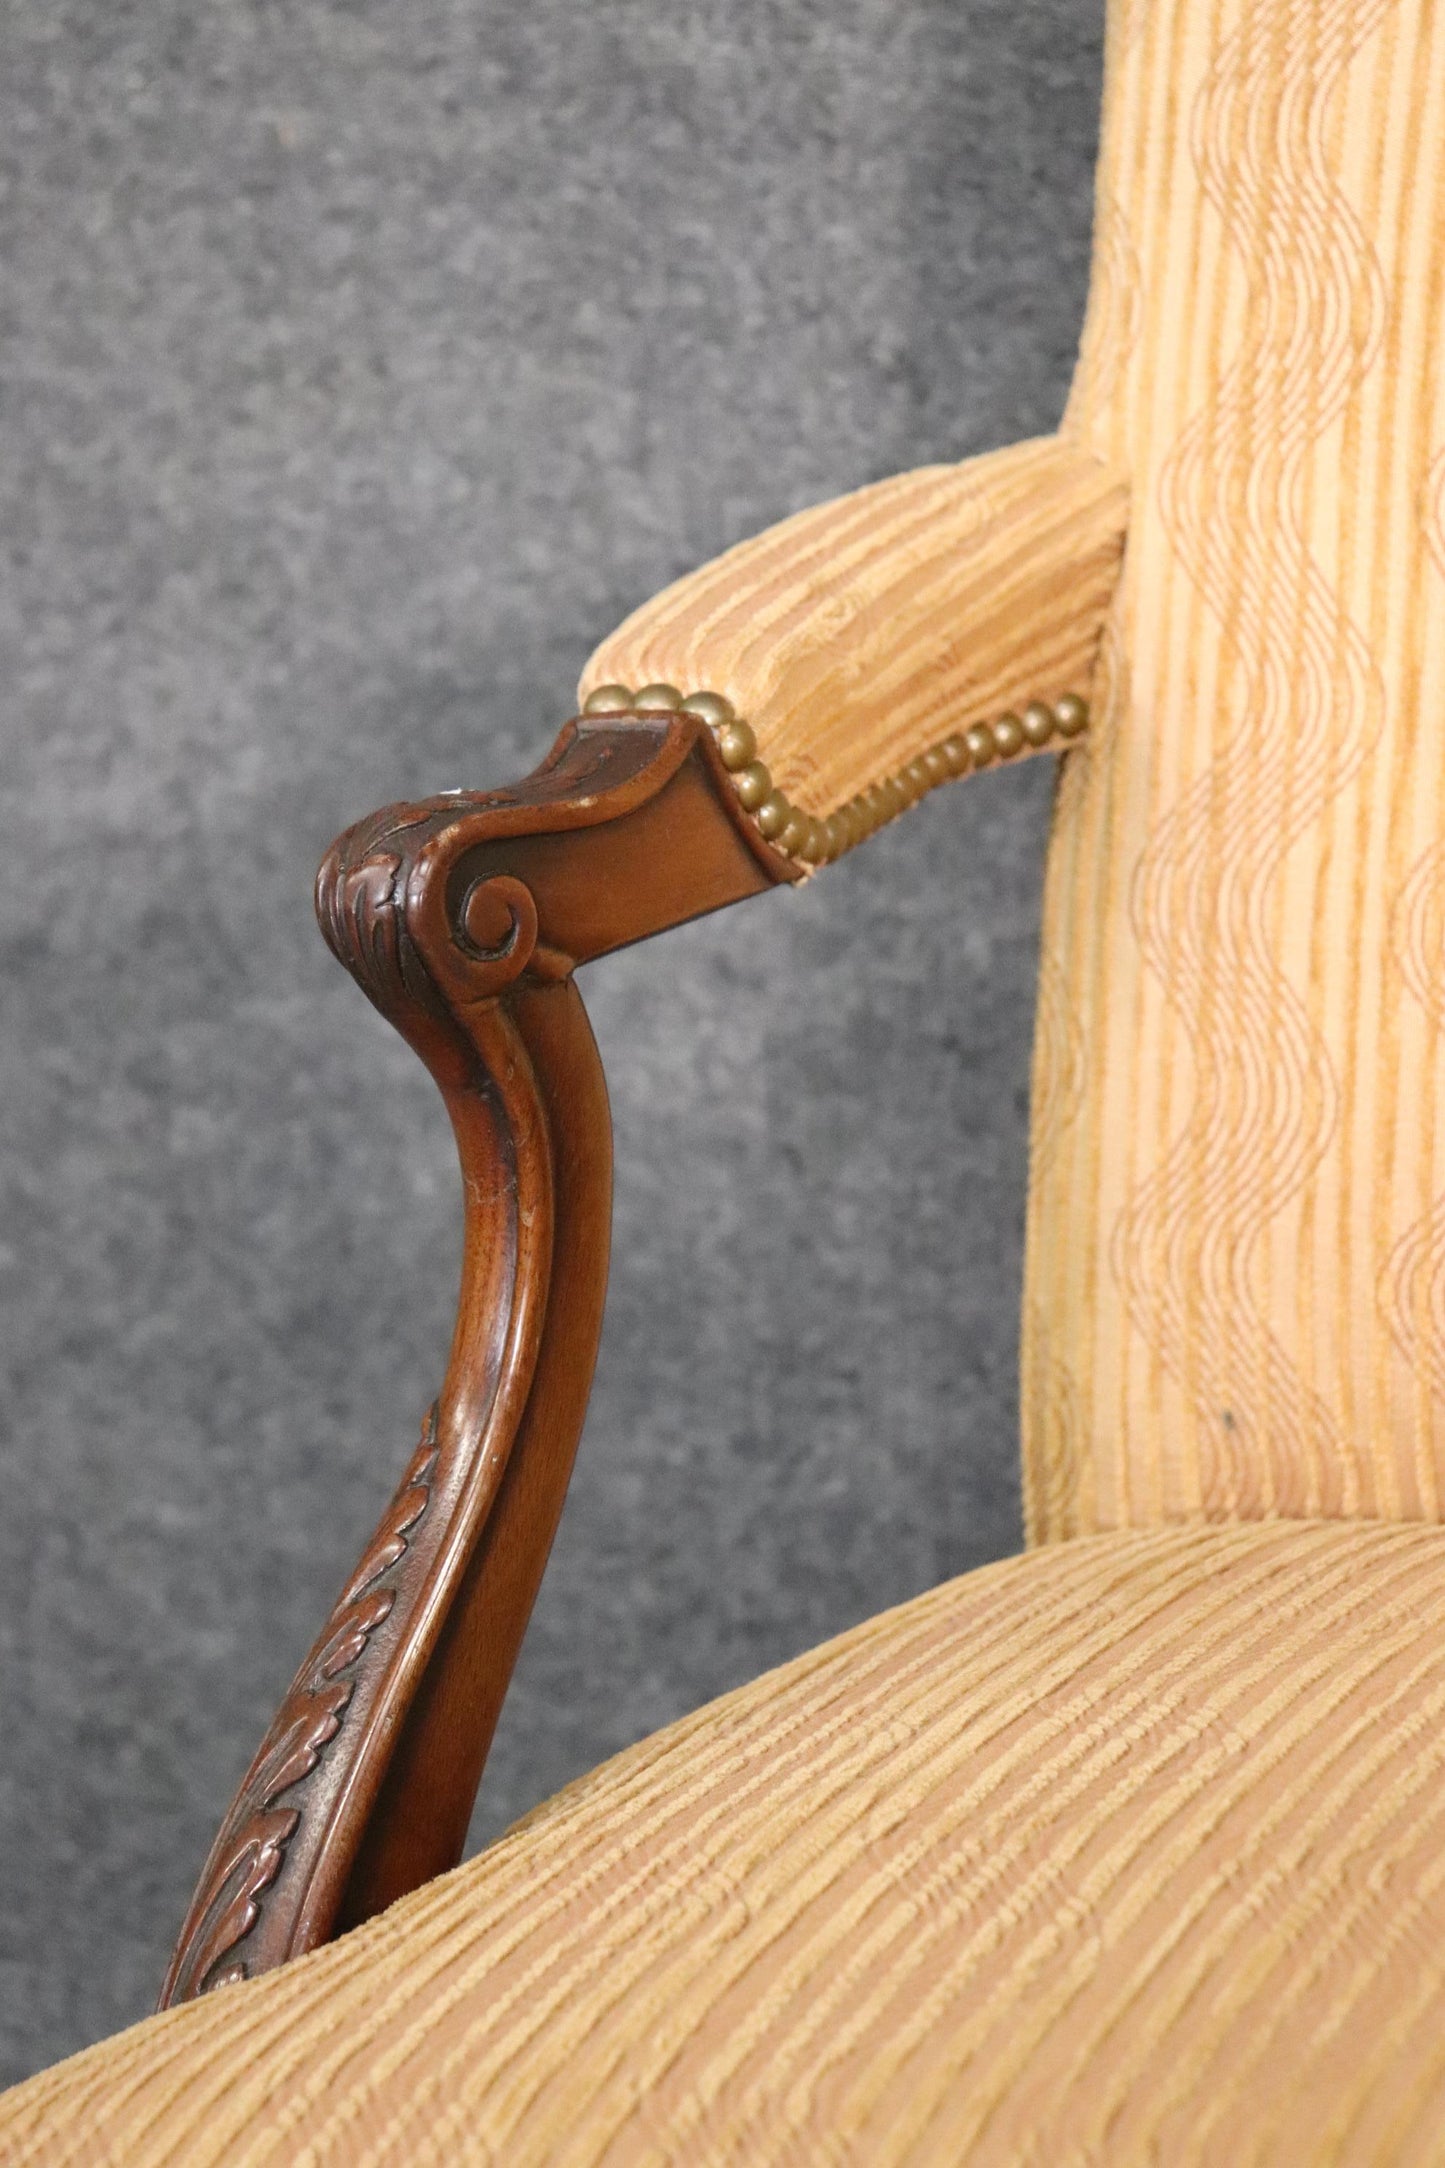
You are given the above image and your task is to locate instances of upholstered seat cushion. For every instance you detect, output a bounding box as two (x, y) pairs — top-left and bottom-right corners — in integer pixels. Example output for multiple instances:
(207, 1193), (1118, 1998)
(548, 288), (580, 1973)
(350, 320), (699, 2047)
(7, 1520), (1445, 2165)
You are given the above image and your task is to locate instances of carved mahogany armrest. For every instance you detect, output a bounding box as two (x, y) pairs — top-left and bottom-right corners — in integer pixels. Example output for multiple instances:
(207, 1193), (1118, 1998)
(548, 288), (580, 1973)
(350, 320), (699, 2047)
(161, 709), (794, 2005)
(163, 434), (1129, 2006)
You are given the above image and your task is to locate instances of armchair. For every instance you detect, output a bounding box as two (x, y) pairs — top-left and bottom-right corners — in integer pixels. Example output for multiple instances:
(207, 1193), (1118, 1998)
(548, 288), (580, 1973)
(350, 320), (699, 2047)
(6, 0), (1445, 2158)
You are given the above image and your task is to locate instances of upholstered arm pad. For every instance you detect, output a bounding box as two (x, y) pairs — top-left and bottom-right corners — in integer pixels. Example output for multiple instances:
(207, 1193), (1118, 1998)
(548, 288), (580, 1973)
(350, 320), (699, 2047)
(581, 433), (1130, 856)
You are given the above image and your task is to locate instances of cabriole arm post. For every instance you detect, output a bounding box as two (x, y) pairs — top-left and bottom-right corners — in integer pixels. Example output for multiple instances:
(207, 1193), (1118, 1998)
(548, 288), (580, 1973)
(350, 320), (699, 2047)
(161, 709), (792, 2004)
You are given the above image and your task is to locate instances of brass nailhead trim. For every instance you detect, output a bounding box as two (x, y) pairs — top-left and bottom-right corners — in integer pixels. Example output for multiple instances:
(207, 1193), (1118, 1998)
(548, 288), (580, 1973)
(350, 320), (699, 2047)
(579, 683), (1090, 868)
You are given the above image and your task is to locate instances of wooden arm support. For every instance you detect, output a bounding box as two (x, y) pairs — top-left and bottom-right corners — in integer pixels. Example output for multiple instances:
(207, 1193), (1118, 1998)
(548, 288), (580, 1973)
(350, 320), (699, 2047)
(160, 710), (795, 2005)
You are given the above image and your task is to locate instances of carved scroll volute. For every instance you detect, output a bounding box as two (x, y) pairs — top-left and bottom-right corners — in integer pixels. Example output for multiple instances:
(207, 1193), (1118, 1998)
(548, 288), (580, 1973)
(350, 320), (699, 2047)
(161, 713), (789, 2005)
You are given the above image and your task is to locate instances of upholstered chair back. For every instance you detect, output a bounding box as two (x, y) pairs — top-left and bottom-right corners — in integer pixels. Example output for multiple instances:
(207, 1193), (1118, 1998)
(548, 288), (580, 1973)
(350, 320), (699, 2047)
(1024, 0), (1445, 1538)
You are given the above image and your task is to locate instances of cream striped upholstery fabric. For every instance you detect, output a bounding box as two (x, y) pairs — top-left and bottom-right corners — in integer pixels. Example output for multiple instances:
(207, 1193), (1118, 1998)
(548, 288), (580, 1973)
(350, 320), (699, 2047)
(1025, 0), (1445, 1539)
(7, 1523), (1445, 2165)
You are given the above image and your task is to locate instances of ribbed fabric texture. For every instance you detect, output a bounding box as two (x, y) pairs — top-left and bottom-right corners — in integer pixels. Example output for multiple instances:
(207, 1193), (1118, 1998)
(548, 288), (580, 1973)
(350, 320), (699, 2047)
(580, 436), (1130, 816)
(1023, 0), (1445, 1537)
(8, 1522), (1445, 2165)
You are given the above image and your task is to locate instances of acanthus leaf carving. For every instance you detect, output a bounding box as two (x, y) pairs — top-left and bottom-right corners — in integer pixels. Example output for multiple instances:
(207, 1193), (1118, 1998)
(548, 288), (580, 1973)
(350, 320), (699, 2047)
(161, 1406), (440, 2002)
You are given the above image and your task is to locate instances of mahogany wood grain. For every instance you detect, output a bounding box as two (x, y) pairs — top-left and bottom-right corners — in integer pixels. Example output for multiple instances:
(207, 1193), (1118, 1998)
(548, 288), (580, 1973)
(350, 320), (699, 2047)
(161, 711), (794, 2005)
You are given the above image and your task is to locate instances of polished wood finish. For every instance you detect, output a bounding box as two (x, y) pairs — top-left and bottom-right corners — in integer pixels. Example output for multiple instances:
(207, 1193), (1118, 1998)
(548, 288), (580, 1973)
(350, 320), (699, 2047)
(161, 711), (794, 2005)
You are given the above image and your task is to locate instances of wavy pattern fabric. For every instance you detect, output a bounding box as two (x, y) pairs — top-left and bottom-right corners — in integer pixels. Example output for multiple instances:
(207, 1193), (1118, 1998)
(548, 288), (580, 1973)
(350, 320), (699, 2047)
(1113, 0), (1392, 1522)
(1375, 464), (1445, 1439)
(1025, 0), (1445, 1534)
(10, 1524), (1445, 2165)
(1380, 841), (1445, 1385)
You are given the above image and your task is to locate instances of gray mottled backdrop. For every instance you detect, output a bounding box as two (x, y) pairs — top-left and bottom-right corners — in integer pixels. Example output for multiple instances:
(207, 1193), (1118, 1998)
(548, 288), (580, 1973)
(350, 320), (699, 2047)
(0, 0), (1103, 2084)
